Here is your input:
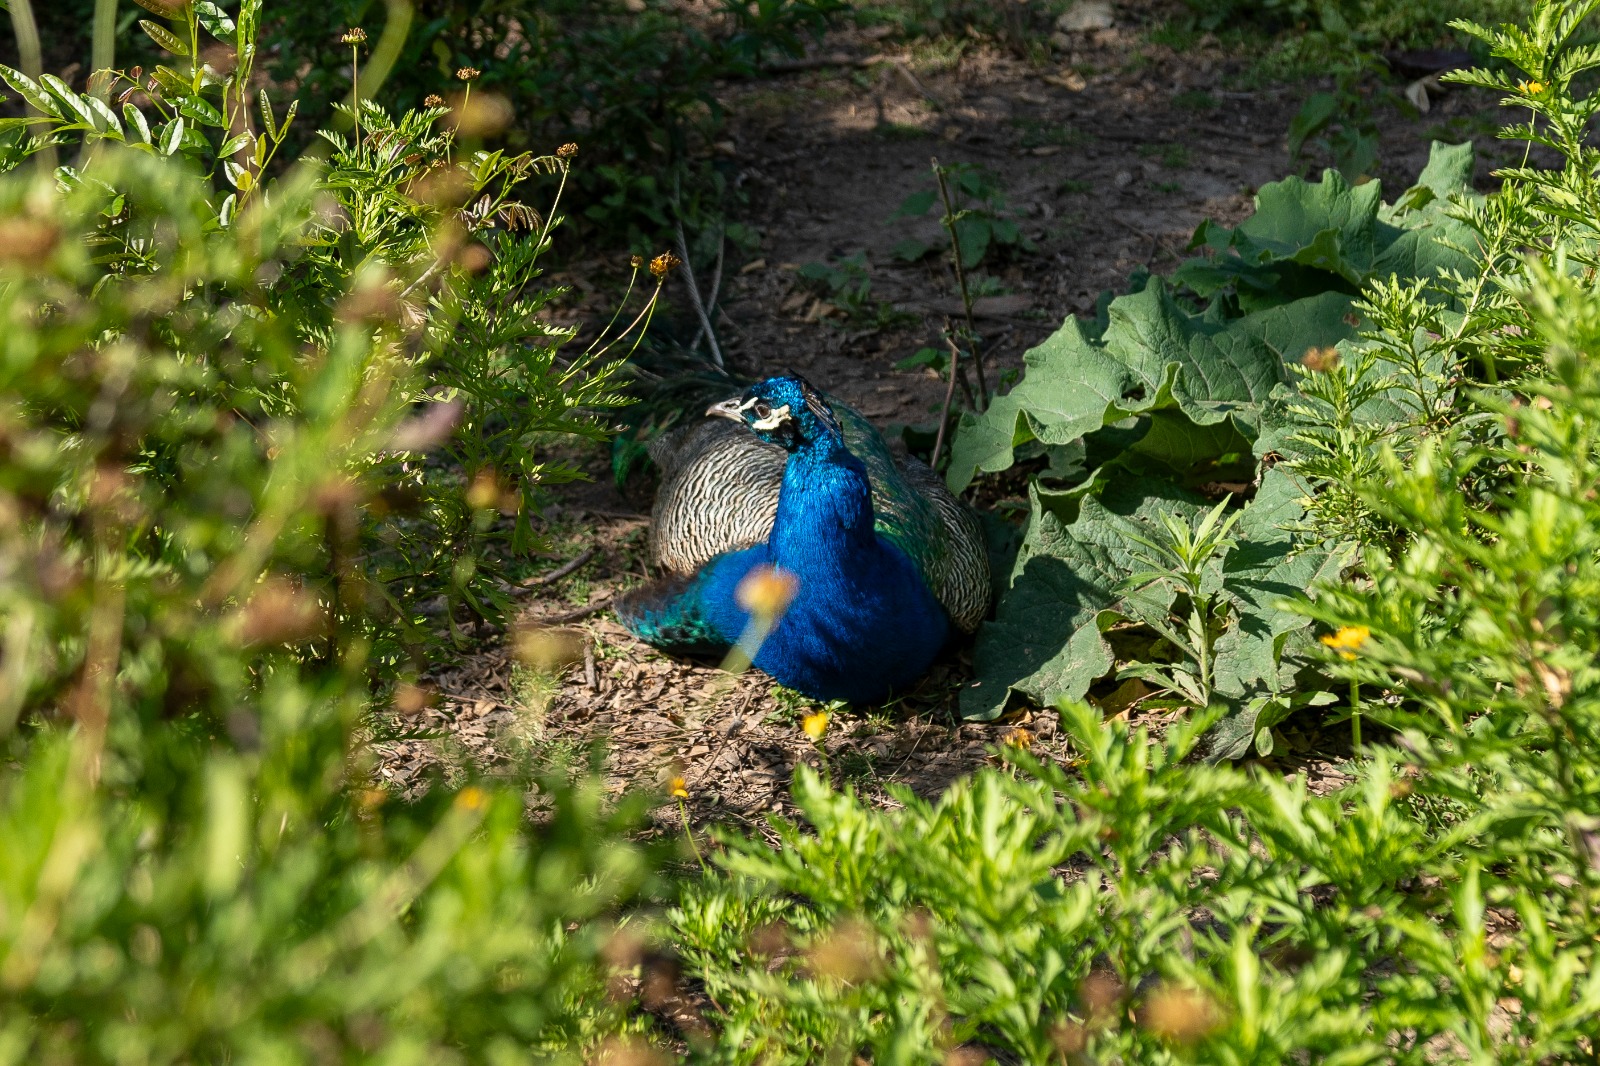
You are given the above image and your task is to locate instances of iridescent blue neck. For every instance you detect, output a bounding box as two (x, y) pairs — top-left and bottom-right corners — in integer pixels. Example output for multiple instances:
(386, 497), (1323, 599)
(770, 430), (875, 568)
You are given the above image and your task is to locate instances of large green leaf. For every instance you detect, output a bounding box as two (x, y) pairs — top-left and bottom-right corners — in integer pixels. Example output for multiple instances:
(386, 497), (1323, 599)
(961, 469), (1349, 725)
(1174, 141), (1480, 310)
(961, 479), (1203, 720)
(947, 284), (1357, 491)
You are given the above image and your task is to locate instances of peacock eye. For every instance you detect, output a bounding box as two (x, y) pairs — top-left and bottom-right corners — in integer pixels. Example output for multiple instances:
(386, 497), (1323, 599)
(753, 401), (772, 420)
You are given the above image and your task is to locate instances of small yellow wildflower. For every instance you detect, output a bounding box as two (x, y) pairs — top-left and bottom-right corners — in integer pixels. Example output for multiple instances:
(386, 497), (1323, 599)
(456, 785), (487, 810)
(1320, 625), (1370, 660)
(649, 251), (681, 279)
(556, 142), (579, 159)
(802, 711), (830, 742)
(1518, 79), (1546, 95)
(1301, 346), (1340, 373)
(456, 66), (482, 82)
(1002, 726), (1034, 751)
(341, 27), (367, 44)
(736, 565), (799, 619)
(668, 775), (689, 799)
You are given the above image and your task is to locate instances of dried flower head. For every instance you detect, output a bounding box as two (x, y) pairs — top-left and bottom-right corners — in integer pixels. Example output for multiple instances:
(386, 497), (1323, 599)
(1301, 345), (1340, 373)
(556, 142), (579, 159)
(448, 90), (513, 138)
(341, 27), (367, 44)
(630, 254), (645, 269)
(1320, 624), (1370, 660)
(1141, 984), (1222, 1044)
(456, 66), (482, 82)
(0, 216), (60, 269)
(801, 711), (830, 742)
(736, 564), (798, 619)
(424, 93), (446, 108)
(668, 775), (689, 799)
(806, 920), (882, 984)
(513, 626), (586, 674)
(649, 251), (681, 279)
(230, 576), (327, 647)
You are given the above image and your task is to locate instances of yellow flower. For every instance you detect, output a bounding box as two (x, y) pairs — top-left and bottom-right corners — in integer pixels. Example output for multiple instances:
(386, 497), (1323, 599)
(649, 251), (681, 279)
(456, 785), (487, 810)
(736, 565), (799, 619)
(1320, 625), (1370, 660)
(802, 711), (830, 742)
(1301, 346), (1340, 373)
(1518, 79), (1546, 95)
(668, 775), (689, 799)
(1002, 726), (1034, 751)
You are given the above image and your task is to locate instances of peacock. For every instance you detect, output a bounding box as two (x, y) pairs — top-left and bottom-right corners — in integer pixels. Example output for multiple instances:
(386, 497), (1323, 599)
(615, 374), (990, 704)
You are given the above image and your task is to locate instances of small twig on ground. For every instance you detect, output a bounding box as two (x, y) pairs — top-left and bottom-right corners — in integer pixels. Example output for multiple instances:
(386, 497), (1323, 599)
(932, 324), (964, 471)
(761, 53), (883, 74)
(517, 545), (597, 590)
(544, 598), (615, 625)
(690, 229), (726, 353)
(1111, 216), (1185, 266)
(892, 60), (946, 109)
(675, 218), (725, 369)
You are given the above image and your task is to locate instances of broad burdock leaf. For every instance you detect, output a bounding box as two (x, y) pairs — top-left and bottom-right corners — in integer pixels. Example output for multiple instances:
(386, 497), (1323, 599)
(961, 469), (1349, 723)
(961, 478), (1207, 720)
(140, 20), (191, 58)
(1174, 142), (1479, 309)
(946, 283), (1356, 492)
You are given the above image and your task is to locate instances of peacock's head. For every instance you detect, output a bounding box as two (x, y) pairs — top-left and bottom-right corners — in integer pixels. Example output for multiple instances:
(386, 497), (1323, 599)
(706, 374), (841, 452)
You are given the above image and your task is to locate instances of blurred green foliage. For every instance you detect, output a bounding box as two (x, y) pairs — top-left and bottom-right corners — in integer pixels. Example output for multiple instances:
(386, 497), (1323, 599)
(0, 3), (662, 1059)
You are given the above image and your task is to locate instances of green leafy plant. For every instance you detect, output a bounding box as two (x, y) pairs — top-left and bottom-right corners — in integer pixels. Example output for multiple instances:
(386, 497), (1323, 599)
(890, 161), (1031, 271)
(794, 251), (913, 329)
(1116, 497), (1243, 712)
(0, 4), (666, 1059)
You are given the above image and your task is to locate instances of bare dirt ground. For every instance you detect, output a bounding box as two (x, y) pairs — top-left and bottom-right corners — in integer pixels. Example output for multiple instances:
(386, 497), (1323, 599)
(376, 1), (1506, 829)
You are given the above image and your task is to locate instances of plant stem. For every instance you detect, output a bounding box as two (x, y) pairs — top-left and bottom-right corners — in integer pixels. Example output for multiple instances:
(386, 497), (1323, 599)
(92, 0), (117, 99)
(1350, 677), (1362, 751)
(351, 45), (361, 147)
(7, 0), (56, 172)
(931, 326), (962, 471)
(678, 799), (707, 873)
(674, 216), (724, 370)
(931, 157), (988, 411)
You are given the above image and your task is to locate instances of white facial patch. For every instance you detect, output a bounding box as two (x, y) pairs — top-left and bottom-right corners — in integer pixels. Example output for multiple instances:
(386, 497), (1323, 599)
(750, 402), (791, 432)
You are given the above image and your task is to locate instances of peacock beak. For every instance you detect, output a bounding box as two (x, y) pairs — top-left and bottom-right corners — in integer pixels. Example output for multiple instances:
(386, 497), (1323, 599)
(706, 397), (745, 421)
